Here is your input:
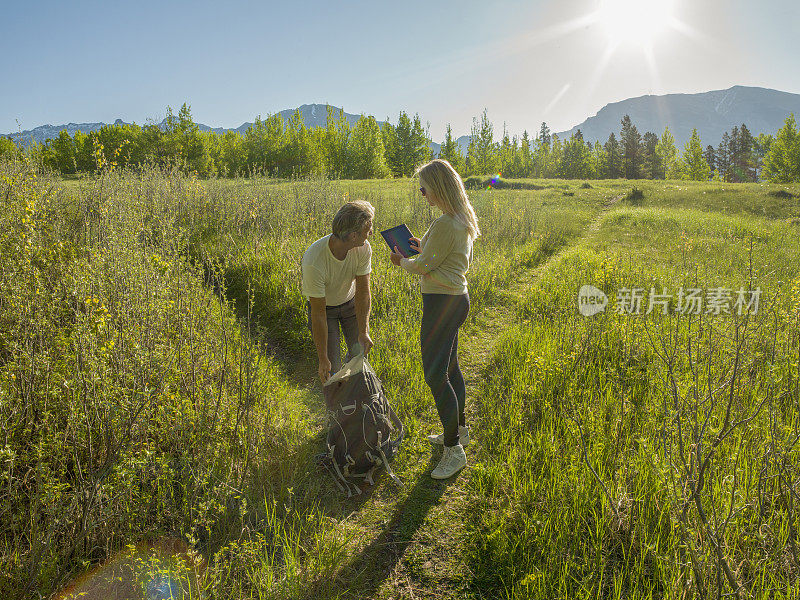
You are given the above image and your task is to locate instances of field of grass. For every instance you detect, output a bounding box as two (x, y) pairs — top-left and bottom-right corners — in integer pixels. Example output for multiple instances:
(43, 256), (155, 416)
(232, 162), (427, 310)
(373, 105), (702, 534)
(1, 159), (799, 599)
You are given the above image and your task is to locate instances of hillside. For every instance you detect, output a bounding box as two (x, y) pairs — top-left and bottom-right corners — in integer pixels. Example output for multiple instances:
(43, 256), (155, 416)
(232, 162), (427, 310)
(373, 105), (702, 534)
(557, 85), (800, 147)
(3, 104), (370, 147)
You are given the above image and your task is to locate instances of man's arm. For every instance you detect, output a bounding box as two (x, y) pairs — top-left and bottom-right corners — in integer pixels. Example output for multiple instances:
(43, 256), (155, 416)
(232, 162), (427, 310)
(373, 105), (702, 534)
(354, 273), (373, 354)
(308, 296), (331, 383)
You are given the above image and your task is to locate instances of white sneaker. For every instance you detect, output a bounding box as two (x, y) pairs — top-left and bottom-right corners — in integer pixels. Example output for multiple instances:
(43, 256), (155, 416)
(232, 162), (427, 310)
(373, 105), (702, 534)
(431, 444), (467, 479)
(427, 425), (470, 447)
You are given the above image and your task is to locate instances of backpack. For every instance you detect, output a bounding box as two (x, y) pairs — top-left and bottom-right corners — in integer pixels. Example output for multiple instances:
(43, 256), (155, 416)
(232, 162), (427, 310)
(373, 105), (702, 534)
(319, 354), (404, 496)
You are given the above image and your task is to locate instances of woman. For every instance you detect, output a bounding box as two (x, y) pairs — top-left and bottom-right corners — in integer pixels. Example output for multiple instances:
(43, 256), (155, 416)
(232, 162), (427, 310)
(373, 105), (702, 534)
(389, 159), (480, 479)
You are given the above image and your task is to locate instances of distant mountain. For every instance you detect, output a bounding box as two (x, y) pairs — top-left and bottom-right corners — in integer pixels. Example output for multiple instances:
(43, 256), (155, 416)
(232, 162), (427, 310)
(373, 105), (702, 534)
(4, 119), (129, 147)
(557, 86), (800, 148)
(8, 87), (798, 154)
(3, 104), (375, 147)
(204, 104), (379, 136)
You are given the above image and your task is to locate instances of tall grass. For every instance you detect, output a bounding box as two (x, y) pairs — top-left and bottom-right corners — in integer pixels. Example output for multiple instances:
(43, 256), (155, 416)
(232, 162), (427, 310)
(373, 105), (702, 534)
(5, 162), (799, 598)
(3, 163), (597, 597)
(467, 201), (800, 598)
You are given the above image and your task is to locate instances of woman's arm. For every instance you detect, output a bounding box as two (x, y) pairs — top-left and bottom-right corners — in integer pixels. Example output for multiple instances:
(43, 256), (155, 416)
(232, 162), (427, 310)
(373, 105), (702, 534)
(399, 220), (453, 275)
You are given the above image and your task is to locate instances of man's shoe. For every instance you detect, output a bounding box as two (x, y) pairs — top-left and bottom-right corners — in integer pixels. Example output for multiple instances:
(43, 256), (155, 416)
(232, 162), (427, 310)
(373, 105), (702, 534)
(427, 425), (470, 447)
(431, 444), (467, 479)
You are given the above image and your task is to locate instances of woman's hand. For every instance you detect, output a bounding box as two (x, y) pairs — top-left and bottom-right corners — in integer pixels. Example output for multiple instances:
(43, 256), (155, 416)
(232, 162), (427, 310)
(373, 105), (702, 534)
(390, 246), (403, 266)
(409, 237), (421, 253)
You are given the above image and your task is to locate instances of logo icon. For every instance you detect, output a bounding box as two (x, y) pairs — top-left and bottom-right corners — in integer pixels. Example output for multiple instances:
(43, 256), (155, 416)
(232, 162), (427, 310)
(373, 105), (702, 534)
(578, 285), (608, 317)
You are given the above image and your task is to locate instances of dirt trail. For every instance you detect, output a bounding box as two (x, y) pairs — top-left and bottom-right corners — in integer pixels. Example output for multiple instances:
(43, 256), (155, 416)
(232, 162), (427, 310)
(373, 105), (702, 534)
(356, 193), (627, 599)
(307, 192), (626, 599)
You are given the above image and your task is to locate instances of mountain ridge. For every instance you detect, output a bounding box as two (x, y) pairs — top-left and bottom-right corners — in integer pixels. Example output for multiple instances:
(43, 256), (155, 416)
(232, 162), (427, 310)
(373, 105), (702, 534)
(5, 86), (800, 153)
(556, 85), (800, 148)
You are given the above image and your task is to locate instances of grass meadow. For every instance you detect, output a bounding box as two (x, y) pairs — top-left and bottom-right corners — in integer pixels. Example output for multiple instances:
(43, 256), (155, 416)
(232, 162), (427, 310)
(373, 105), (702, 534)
(1, 157), (799, 599)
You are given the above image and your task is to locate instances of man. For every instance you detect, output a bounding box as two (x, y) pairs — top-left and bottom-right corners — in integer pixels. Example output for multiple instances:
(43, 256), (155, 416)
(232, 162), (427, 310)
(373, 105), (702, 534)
(302, 200), (374, 383)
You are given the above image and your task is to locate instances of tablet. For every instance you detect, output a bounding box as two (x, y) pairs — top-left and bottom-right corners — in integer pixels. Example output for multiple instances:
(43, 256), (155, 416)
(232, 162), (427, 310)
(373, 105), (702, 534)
(380, 224), (419, 258)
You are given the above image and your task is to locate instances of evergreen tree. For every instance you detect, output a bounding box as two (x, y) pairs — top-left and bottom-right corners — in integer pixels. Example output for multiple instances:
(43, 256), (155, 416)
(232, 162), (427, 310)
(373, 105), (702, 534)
(538, 122), (551, 148)
(656, 127), (678, 179)
(717, 131), (731, 181)
(548, 134), (563, 179)
(704, 145), (716, 177)
(733, 123), (755, 182)
(438, 123), (465, 174)
(559, 130), (591, 179)
(641, 131), (659, 179)
(466, 109), (497, 176)
(681, 128), (712, 180)
(411, 114), (433, 168)
(604, 133), (622, 179)
(753, 133), (773, 180)
(591, 141), (606, 179)
(620, 115), (642, 179)
(386, 112), (429, 177)
(510, 136), (526, 178)
(520, 130), (534, 178)
(763, 113), (800, 183)
(498, 124), (513, 175)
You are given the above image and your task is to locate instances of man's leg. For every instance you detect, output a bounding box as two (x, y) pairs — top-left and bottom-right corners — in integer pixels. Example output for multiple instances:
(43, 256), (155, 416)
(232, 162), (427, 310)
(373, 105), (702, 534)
(338, 298), (360, 360)
(326, 308), (344, 374)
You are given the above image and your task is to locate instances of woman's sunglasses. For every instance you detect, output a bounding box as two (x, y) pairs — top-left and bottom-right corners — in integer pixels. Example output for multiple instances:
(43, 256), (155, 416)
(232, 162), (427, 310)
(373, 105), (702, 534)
(419, 187), (426, 196)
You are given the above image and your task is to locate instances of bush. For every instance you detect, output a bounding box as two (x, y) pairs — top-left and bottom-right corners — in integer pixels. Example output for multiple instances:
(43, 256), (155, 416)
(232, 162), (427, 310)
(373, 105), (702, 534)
(463, 176), (547, 191)
(0, 163), (306, 597)
(623, 187), (645, 205)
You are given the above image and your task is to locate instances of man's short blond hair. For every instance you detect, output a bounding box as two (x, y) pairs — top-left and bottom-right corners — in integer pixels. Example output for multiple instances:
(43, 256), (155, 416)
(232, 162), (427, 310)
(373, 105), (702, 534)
(332, 200), (375, 239)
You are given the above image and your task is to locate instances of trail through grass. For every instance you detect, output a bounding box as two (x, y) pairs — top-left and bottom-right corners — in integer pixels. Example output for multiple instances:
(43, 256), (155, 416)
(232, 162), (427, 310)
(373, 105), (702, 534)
(4, 165), (800, 599)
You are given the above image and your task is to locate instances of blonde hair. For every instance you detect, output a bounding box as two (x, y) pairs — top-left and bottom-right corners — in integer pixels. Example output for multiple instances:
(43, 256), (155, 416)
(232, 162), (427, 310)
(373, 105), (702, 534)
(416, 159), (480, 240)
(332, 200), (375, 239)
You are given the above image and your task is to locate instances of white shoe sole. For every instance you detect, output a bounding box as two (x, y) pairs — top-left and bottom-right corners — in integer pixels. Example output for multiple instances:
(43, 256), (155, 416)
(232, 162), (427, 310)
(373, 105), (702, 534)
(431, 458), (467, 479)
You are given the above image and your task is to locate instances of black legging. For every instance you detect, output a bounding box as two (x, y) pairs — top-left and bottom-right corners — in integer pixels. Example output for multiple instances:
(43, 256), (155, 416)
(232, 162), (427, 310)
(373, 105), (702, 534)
(421, 293), (470, 447)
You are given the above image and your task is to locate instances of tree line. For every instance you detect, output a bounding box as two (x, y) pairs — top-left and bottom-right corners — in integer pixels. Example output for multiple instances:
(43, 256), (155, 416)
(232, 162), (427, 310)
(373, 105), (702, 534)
(1, 104), (798, 183)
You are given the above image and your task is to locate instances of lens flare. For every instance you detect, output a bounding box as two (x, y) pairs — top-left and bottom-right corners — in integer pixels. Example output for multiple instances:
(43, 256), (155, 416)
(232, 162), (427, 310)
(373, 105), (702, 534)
(596, 0), (676, 47)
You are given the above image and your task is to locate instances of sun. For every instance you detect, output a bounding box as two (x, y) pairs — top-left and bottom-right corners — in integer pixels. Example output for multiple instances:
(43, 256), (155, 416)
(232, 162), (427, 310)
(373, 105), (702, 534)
(595, 0), (677, 47)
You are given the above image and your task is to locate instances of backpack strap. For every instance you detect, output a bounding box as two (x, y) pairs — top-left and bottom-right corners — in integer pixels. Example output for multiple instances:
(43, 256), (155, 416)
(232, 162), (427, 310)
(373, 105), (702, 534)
(386, 400), (405, 451)
(376, 430), (403, 487)
(328, 444), (361, 497)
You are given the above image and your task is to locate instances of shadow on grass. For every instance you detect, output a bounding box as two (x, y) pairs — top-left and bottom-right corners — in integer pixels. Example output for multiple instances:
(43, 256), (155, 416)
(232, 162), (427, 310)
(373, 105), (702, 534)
(304, 453), (456, 600)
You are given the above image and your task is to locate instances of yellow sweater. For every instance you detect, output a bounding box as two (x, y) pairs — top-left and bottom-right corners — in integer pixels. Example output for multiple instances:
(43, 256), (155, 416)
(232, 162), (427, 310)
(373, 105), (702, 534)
(400, 214), (472, 295)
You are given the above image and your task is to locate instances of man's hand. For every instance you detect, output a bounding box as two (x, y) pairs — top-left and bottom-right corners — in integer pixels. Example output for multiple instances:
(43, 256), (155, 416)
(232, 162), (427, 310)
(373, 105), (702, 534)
(409, 236), (421, 253)
(359, 332), (373, 355)
(318, 357), (332, 384)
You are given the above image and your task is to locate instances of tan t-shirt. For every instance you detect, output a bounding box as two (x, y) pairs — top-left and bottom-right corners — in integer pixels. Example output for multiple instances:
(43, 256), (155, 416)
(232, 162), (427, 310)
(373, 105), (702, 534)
(302, 235), (372, 306)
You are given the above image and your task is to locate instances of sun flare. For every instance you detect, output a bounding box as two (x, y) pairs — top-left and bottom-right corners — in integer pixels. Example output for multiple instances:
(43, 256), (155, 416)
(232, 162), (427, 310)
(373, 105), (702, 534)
(595, 0), (676, 47)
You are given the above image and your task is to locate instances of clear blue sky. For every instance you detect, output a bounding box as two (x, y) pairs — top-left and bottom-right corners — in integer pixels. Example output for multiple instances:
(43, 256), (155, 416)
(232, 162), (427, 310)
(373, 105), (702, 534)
(2, 0), (799, 140)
